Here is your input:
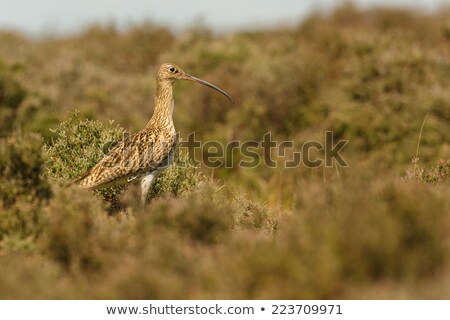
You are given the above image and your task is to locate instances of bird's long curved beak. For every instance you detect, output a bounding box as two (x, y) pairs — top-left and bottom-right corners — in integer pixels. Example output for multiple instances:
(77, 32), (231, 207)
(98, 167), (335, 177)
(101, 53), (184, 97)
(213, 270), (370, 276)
(183, 73), (234, 103)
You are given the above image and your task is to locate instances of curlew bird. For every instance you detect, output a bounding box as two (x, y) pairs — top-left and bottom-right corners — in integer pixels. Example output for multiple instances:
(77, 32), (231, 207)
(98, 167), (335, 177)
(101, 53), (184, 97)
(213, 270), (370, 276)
(75, 63), (233, 205)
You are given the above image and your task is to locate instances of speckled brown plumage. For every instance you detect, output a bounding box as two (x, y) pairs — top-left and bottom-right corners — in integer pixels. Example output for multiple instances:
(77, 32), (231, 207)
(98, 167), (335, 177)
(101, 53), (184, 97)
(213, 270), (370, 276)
(76, 63), (233, 205)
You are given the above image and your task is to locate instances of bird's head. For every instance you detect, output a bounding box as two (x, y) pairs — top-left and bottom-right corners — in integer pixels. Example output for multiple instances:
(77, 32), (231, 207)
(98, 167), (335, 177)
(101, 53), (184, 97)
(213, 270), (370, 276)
(157, 63), (234, 103)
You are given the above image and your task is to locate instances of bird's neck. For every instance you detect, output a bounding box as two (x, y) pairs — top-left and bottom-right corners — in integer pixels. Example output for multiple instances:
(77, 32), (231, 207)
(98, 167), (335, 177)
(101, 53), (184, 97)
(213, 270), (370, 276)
(147, 80), (175, 129)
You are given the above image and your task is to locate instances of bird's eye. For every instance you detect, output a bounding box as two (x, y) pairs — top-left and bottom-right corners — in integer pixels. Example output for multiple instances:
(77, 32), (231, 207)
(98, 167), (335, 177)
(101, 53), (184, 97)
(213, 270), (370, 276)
(168, 67), (177, 73)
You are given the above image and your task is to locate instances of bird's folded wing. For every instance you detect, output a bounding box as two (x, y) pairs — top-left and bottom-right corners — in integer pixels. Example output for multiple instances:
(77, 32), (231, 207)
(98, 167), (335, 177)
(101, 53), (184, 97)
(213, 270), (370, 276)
(75, 129), (171, 188)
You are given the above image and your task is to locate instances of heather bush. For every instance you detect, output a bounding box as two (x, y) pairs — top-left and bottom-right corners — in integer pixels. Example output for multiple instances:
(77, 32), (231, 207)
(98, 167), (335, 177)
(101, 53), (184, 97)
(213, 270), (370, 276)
(0, 60), (59, 139)
(0, 133), (51, 253)
(43, 112), (125, 201)
(0, 133), (51, 206)
(43, 112), (201, 203)
(0, 59), (27, 136)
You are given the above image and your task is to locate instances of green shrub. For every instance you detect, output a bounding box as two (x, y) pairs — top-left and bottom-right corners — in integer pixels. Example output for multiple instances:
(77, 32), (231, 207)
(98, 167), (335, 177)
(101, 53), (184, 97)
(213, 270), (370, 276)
(0, 132), (50, 248)
(43, 112), (126, 201)
(14, 95), (60, 141)
(147, 193), (233, 244)
(0, 60), (27, 136)
(0, 199), (44, 248)
(41, 186), (125, 272)
(149, 148), (200, 198)
(0, 59), (59, 139)
(44, 112), (201, 203)
(0, 133), (51, 206)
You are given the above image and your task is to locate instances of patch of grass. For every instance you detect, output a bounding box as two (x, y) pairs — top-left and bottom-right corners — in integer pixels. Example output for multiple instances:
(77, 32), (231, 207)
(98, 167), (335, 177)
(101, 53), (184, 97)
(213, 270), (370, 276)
(415, 159), (450, 183)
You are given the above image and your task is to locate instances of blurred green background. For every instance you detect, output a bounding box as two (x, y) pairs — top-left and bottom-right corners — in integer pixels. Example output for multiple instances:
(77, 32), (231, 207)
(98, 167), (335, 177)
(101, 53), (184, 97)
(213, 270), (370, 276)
(0, 4), (449, 298)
